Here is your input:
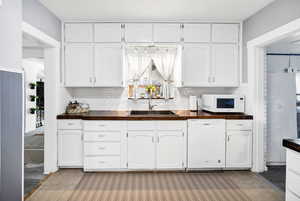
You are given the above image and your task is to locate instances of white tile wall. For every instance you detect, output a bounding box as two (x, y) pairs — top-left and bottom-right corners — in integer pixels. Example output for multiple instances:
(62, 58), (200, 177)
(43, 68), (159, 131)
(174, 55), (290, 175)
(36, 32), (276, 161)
(64, 87), (237, 111)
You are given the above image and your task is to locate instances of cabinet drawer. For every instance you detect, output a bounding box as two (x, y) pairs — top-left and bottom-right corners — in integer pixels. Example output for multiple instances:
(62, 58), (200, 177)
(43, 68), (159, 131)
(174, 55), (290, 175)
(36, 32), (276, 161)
(189, 119), (225, 128)
(84, 131), (121, 142)
(287, 149), (300, 175)
(287, 170), (300, 198)
(83, 121), (125, 131)
(287, 190), (300, 201)
(84, 156), (120, 169)
(226, 120), (252, 131)
(84, 142), (120, 156)
(127, 121), (155, 131)
(58, 120), (82, 130)
(157, 121), (186, 131)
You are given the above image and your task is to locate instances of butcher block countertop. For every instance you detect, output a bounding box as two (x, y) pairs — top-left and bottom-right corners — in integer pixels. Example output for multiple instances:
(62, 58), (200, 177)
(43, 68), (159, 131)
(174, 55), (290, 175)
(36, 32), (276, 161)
(283, 138), (300, 153)
(57, 110), (253, 120)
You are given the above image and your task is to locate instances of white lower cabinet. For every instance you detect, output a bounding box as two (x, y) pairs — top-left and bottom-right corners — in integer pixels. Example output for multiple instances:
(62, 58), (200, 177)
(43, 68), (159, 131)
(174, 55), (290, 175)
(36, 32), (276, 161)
(127, 131), (156, 169)
(57, 121), (83, 167)
(286, 149), (300, 201)
(188, 119), (226, 169)
(225, 120), (252, 169)
(83, 121), (127, 171)
(157, 131), (185, 169)
(127, 121), (187, 170)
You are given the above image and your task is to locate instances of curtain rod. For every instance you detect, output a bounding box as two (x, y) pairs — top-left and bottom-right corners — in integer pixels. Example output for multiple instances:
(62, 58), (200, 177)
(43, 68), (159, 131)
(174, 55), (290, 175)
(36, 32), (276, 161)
(267, 53), (300, 56)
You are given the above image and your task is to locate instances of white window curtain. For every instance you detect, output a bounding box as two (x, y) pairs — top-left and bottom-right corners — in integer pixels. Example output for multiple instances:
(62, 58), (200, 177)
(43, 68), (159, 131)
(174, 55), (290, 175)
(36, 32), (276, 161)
(151, 48), (178, 99)
(125, 46), (178, 99)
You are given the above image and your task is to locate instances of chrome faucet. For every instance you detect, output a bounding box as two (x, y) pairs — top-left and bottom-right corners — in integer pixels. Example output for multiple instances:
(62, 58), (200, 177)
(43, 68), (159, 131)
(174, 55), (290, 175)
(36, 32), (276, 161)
(148, 97), (157, 111)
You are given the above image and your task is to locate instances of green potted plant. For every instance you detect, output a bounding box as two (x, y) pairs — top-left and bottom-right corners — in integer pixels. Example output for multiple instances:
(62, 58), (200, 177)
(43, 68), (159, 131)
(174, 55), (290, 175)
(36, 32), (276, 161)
(29, 95), (36, 102)
(29, 107), (37, 114)
(29, 82), (36, 89)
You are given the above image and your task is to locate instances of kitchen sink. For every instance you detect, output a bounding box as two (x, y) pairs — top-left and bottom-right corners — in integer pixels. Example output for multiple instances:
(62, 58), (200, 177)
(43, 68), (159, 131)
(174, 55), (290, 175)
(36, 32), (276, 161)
(130, 110), (177, 116)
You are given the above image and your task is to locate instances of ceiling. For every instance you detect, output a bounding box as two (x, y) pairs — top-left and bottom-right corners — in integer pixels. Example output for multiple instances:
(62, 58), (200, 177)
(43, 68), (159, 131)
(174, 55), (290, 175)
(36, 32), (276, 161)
(39, 0), (275, 21)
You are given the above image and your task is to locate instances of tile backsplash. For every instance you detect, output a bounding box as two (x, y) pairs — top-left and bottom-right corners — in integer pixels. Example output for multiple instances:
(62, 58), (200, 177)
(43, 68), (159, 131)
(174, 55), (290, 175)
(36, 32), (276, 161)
(65, 87), (237, 111)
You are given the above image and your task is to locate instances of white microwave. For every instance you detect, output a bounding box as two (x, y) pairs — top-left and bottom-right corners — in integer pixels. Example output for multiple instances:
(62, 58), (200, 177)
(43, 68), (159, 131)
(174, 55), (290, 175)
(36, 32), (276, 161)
(202, 94), (245, 113)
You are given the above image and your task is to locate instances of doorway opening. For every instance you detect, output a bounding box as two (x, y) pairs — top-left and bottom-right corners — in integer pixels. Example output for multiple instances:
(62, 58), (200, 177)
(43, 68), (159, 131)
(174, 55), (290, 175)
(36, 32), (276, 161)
(247, 18), (300, 191)
(22, 22), (61, 198)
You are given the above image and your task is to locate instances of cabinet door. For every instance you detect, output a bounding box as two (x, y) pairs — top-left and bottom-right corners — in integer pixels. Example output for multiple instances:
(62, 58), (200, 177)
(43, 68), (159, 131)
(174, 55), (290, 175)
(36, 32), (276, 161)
(58, 130), (83, 167)
(183, 24), (211, 43)
(94, 23), (122, 42)
(94, 44), (123, 87)
(188, 119), (226, 168)
(182, 44), (211, 86)
(127, 131), (155, 169)
(226, 130), (252, 168)
(65, 23), (93, 42)
(157, 131), (185, 169)
(125, 23), (153, 42)
(212, 24), (239, 43)
(153, 23), (181, 42)
(65, 45), (94, 87)
(211, 44), (239, 87)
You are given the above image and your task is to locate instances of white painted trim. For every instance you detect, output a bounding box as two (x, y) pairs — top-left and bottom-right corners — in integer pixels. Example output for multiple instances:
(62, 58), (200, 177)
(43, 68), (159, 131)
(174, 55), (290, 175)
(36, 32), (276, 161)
(0, 67), (23, 74)
(22, 22), (60, 48)
(247, 17), (300, 172)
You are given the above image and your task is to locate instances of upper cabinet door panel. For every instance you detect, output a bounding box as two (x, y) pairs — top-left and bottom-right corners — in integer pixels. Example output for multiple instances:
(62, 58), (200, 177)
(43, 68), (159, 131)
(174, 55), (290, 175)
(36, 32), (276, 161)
(125, 23), (153, 43)
(211, 44), (239, 87)
(153, 24), (181, 43)
(65, 45), (94, 87)
(94, 44), (123, 87)
(212, 24), (239, 43)
(183, 24), (211, 43)
(94, 23), (122, 43)
(182, 44), (211, 87)
(65, 23), (94, 43)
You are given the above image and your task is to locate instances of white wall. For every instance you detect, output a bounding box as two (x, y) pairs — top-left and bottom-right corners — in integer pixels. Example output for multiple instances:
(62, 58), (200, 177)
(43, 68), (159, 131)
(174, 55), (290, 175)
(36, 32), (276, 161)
(266, 54), (299, 164)
(23, 59), (44, 133)
(0, 0), (22, 70)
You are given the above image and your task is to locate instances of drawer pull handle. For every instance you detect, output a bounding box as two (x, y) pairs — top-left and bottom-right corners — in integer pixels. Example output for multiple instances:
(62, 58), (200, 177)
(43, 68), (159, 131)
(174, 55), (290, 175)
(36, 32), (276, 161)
(97, 135), (105, 138)
(67, 123), (74, 126)
(98, 125), (106, 127)
(98, 147), (106, 150)
(203, 123), (211, 126)
(98, 161), (105, 164)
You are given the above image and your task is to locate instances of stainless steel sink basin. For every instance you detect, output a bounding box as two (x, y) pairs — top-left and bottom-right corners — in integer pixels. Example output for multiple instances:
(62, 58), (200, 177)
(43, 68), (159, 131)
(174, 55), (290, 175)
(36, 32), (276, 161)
(130, 110), (176, 115)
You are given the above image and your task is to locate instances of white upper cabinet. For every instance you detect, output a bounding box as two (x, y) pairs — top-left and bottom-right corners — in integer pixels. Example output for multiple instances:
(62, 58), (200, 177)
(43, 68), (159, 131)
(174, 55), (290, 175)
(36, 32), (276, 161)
(125, 23), (153, 43)
(212, 24), (239, 43)
(65, 23), (93, 43)
(94, 23), (123, 43)
(182, 44), (211, 87)
(153, 23), (181, 43)
(65, 44), (94, 87)
(183, 24), (211, 43)
(94, 44), (123, 87)
(211, 44), (239, 87)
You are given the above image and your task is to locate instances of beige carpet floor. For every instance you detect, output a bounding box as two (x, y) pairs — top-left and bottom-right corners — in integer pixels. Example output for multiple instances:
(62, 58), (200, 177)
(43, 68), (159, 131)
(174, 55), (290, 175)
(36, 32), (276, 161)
(26, 170), (284, 201)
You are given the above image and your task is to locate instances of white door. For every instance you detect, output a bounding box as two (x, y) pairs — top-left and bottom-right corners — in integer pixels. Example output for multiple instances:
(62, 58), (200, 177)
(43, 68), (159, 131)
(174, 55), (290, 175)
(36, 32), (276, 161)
(188, 119), (226, 168)
(125, 23), (153, 43)
(65, 23), (94, 43)
(94, 23), (122, 42)
(153, 23), (181, 43)
(211, 44), (239, 87)
(157, 131), (185, 169)
(65, 45), (94, 87)
(212, 24), (239, 43)
(183, 24), (211, 43)
(127, 131), (155, 169)
(94, 44), (123, 87)
(58, 130), (83, 167)
(182, 44), (211, 87)
(226, 130), (252, 168)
